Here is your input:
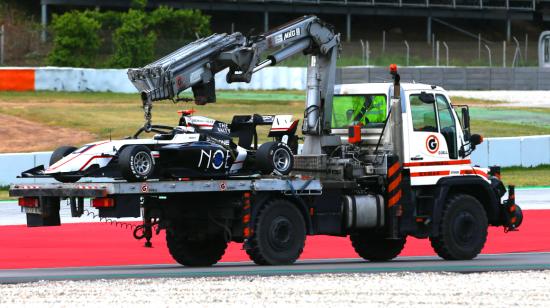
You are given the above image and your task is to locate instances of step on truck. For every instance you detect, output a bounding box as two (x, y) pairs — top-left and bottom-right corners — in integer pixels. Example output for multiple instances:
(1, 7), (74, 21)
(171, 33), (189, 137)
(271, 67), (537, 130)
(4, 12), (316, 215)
(10, 16), (523, 266)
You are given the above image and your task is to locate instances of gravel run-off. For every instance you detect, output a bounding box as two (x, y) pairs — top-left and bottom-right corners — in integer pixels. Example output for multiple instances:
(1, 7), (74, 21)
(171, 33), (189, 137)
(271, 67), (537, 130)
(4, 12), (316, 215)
(1, 270), (548, 307)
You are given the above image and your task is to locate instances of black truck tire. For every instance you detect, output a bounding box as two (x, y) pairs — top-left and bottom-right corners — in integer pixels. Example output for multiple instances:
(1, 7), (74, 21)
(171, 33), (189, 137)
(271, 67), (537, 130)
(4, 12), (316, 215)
(350, 233), (406, 262)
(246, 199), (306, 265)
(118, 145), (155, 182)
(430, 194), (488, 260)
(50, 146), (80, 183)
(166, 231), (227, 267)
(256, 142), (294, 175)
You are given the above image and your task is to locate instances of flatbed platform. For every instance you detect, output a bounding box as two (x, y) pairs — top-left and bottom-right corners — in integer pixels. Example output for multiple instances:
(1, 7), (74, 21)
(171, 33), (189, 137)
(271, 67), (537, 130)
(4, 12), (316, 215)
(9, 177), (323, 198)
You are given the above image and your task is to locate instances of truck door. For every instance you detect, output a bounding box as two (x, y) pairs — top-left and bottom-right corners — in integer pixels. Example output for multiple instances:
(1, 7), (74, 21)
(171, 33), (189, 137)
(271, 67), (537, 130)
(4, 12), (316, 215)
(435, 94), (459, 160)
(406, 92), (458, 163)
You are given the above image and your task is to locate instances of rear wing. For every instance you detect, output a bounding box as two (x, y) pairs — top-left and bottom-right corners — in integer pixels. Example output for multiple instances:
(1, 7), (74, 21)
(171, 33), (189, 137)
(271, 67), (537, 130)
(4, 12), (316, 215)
(231, 114), (296, 130)
(231, 114), (276, 127)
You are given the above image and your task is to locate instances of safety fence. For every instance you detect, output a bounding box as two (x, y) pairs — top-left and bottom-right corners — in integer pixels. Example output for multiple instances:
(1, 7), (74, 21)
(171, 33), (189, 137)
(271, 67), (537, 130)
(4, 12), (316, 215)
(1, 135), (548, 185)
(0, 67), (307, 92)
(338, 66), (550, 90)
(3, 66), (550, 92)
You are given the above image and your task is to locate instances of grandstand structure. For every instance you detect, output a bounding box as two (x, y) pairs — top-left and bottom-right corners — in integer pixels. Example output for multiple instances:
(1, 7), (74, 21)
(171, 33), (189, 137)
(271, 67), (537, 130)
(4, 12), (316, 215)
(40, 0), (548, 42)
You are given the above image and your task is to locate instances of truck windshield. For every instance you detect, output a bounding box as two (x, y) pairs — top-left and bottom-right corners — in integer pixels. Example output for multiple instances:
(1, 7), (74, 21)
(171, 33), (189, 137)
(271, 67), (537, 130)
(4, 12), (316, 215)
(331, 94), (387, 128)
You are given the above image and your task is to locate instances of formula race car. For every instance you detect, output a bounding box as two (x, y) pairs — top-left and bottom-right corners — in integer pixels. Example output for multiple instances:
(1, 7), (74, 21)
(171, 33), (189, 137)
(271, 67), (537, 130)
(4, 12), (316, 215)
(23, 111), (299, 183)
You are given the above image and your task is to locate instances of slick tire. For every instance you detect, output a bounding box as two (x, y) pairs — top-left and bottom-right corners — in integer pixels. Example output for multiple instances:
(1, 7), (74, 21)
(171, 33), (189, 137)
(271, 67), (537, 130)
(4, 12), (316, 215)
(50, 146), (80, 183)
(256, 142), (294, 175)
(119, 145), (155, 182)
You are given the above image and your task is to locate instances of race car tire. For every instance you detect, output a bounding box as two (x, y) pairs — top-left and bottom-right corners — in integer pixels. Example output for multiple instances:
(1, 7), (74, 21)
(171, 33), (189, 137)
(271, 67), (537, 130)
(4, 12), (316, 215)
(119, 145), (155, 182)
(50, 146), (80, 183)
(166, 231), (227, 267)
(256, 142), (294, 175)
(245, 199), (306, 265)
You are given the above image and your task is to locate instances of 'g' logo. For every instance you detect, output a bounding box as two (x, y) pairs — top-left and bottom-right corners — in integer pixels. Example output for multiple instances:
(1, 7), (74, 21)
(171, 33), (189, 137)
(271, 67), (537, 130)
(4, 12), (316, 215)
(426, 135), (439, 154)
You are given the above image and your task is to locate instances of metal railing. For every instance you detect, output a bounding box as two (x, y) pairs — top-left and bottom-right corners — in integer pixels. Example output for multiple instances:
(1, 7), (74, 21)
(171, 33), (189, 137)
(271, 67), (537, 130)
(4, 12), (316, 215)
(225, 0), (535, 10)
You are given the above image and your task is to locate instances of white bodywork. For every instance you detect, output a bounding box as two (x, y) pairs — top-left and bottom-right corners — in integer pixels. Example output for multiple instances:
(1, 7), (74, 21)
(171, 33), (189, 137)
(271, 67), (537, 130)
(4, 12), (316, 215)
(335, 82), (489, 186)
(45, 114), (296, 176)
(44, 129), (202, 175)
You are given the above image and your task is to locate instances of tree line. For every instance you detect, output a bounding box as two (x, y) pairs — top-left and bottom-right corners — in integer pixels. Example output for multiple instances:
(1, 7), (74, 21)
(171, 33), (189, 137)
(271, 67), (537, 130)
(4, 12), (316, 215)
(47, 0), (211, 68)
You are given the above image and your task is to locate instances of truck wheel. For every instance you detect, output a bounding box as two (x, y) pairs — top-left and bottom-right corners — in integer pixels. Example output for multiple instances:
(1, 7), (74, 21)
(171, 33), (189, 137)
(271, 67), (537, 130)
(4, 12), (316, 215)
(430, 194), (488, 260)
(246, 199), (306, 265)
(350, 233), (406, 262)
(119, 145), (154, 182)
(166, 231), (227, 267)
(50, 146), (80, 183)
(256, 142), (294, 175)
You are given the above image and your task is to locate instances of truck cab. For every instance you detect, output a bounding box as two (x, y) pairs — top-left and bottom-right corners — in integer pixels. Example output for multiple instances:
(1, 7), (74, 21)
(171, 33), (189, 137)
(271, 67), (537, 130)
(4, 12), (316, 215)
(329, 79), (521, 261)
(333, 82), (484, 186)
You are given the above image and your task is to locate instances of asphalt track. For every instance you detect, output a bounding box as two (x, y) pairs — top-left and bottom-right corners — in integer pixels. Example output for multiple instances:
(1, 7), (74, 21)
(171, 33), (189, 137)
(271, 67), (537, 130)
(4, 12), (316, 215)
(0, 188), (548, 282)
(1, 252), (549, 284)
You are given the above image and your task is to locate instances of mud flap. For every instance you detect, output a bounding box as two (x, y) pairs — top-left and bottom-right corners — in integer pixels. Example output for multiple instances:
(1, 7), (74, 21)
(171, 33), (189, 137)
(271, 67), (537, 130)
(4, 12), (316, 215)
(98, 195), (141, 218)
(26, 197), (61, 227)
(502, 185), (523, 231)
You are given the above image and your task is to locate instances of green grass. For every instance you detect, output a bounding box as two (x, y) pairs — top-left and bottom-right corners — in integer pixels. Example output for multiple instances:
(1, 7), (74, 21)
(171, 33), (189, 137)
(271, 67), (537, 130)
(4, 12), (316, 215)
(471, 119), (550, 137)
(280, 53), (507, 67)
(501, 165), (550, 187)
(0, 91), (550, 150)
(0, 186), (11, 200)
(0, 91), (306, 144)
(445, 96), (550, 137)
(0, 90), (549, 148)
(0, 90), (305, 102)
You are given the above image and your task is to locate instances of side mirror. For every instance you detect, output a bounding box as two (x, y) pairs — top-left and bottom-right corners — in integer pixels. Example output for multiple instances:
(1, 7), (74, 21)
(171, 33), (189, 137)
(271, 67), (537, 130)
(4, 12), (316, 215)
(470, 134), (483, 147)
(419, 92), (435, 104)
(461, 107), (471, 141)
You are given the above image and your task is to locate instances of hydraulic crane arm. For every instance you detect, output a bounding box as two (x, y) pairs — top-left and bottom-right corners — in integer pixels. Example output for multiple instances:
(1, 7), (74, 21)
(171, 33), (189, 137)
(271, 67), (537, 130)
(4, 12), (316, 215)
(127, 15), (340, 140)
(220, 15), (339, 84)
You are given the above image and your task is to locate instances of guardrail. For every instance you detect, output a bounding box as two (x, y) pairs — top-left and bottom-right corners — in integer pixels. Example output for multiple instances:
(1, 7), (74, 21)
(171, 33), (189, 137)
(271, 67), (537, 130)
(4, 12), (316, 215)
(2, 135), (548, 185)
(3, 66), (550, 92)
(337, 66), (550, 90)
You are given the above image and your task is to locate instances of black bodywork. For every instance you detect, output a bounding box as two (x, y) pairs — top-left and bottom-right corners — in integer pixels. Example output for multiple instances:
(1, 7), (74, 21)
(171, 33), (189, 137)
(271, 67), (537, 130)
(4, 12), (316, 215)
(20, 113), (297, 181)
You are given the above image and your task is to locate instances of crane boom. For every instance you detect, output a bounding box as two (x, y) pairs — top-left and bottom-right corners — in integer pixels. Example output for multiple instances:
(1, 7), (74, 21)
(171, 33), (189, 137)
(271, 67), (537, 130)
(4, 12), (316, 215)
(127, 15), (340, 151)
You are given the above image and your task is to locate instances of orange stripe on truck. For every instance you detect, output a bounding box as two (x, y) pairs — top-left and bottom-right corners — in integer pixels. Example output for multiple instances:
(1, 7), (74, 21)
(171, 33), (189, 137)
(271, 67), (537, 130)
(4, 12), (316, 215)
(404, 159), (471, 167)
(388, 190), (402, 207)
(0, 69), (35, 91)
(410, 170), (450, 177)
(388, 173), (402, 192)
(460, 169), (489, 178)
(388, 162), (400, 177)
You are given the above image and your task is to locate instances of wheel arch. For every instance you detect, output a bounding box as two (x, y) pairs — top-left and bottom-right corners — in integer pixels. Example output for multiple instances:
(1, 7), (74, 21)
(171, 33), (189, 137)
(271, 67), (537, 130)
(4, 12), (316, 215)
(431, 176), (500, 237)
(116, 143), (155, 154)
(251, 192), (313, 235)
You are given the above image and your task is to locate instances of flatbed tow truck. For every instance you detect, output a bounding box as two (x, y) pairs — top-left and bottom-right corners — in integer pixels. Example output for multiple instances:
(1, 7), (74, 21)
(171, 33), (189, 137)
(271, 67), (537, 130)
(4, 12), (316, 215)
(10, 16), (522, 266)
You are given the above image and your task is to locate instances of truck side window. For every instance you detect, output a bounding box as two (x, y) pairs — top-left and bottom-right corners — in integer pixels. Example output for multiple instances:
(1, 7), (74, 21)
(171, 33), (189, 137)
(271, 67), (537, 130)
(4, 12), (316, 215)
(436, 95), (458, 159)
(410, 94), (437, 132)
(331, 94), (387, 128)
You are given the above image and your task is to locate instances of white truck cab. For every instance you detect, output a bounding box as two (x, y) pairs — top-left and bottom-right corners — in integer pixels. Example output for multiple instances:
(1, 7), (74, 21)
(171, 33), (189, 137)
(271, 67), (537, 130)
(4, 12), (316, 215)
(334, 82), (486, 186)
